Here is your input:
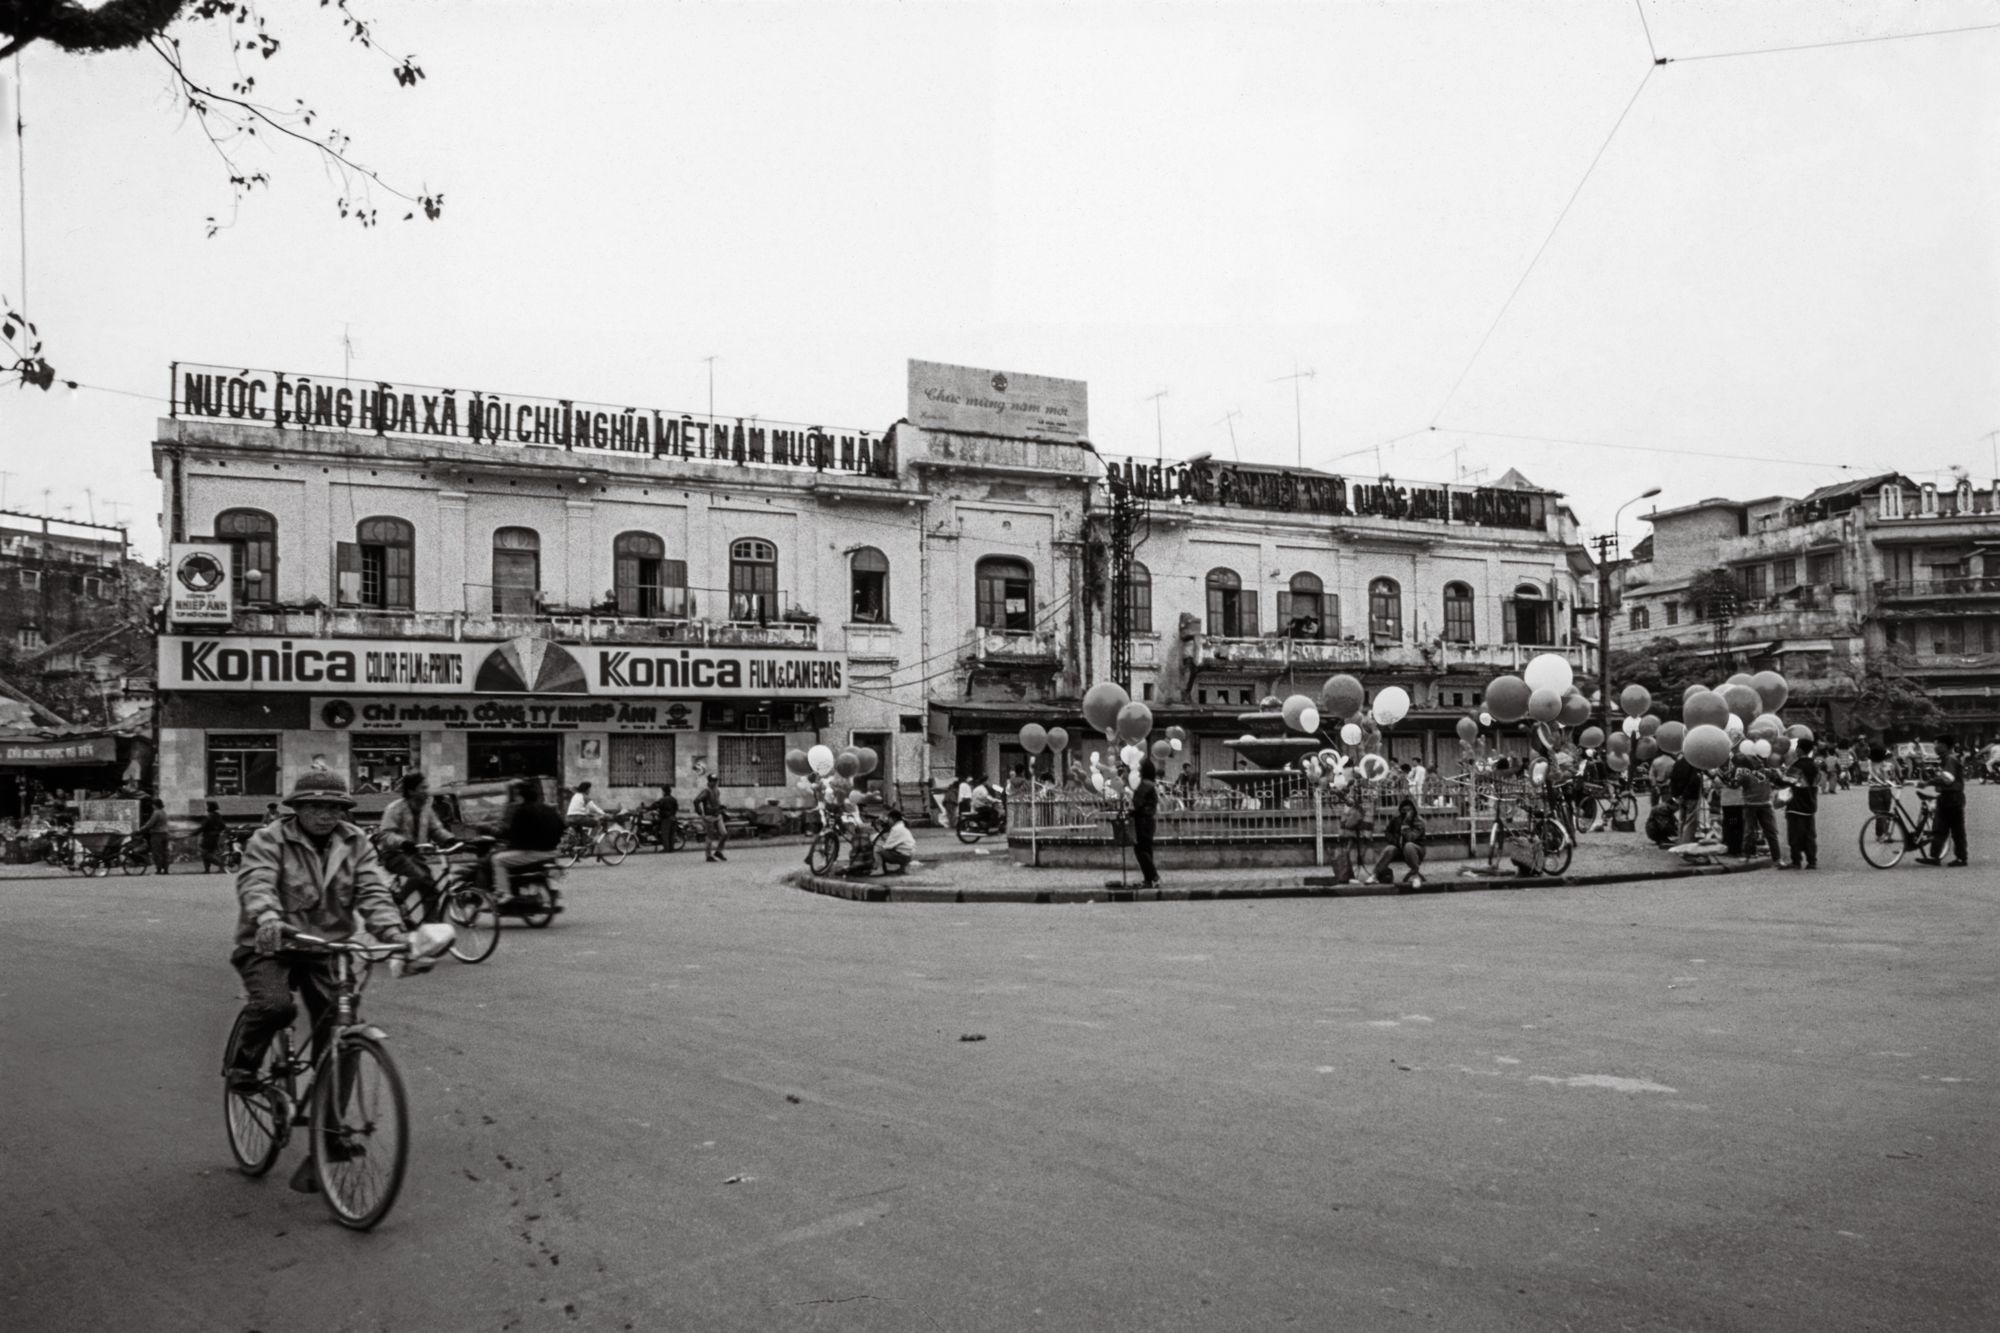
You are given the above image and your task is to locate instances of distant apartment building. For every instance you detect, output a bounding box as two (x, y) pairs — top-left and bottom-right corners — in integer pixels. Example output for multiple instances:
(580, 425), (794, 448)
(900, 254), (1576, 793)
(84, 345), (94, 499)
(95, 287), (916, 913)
(1609, 472), (2000, 741)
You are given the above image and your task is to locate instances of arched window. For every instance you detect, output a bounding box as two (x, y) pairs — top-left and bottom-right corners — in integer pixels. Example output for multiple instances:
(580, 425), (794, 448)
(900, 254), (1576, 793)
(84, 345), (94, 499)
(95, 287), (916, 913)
(492, 527), (540, 615)
(1121, 561), (1152, 635)
(729, 538), (778, 622)
(976, 556), (1034, 632)
(1279, 572), (1324, 639)
(1443, 581), (1475, 643)
(215, 508), (277, 604)
(1505, 580), (1553, 645)
(1206, 568), (1257, 638)
(1368, 577), (1402, 644)
(615, 532), (688, 618)
(850, 547), (889, 623)
(354, 516), (414, 610)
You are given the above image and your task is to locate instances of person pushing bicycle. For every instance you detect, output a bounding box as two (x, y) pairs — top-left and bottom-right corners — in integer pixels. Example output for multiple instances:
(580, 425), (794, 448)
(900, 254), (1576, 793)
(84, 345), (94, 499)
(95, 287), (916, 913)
(224, 773), (410, 1184)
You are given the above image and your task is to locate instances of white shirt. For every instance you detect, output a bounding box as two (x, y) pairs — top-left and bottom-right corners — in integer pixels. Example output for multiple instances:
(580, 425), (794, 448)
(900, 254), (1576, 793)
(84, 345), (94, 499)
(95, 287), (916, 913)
(566, 793), (605, 819)
(878, 822), (916, 856)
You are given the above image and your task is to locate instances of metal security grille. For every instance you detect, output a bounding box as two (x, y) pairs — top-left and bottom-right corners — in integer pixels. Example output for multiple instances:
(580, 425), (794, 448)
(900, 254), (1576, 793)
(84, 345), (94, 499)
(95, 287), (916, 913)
(717, 735), (785, 786)
(609, 734), (676, 787)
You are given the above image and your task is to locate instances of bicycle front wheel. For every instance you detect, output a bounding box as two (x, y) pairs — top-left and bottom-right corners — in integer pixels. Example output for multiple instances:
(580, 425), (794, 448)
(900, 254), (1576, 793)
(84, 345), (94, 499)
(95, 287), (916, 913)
(807, 832), (840, 876)
(598, 831), (635, 866)
(1539, 819), (1573, 876)
(221, 1013), (287, 1177)
(311, 1034), (409, 1231)
(1858, 816), (1906, 869)
(1614, 793), (1638, 826)
(446, 887), (500, 963)
(557, 833), (584, 869)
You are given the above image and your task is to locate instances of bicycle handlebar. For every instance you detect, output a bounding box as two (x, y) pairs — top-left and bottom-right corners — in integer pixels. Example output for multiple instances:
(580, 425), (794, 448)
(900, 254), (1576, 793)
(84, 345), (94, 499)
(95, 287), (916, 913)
(284, 926), (411, 960)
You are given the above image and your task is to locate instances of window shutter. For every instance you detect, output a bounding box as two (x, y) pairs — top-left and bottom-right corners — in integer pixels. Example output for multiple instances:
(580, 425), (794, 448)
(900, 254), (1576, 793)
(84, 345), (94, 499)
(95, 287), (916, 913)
(1501, 597), (1516, 644)
(335, 542), (362, 607)
(1274, 592), (1291, 631)
(1242, 592), (1258, 637)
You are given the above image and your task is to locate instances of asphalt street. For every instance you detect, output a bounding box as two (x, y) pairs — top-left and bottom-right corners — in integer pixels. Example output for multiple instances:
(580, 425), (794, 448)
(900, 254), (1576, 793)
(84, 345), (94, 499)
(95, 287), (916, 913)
(3, 788), (1995, 1333)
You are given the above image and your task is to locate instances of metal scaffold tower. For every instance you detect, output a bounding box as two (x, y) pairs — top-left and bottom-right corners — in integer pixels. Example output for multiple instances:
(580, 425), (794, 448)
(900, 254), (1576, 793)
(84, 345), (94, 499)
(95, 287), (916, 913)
(1108, 478), (1146, 692)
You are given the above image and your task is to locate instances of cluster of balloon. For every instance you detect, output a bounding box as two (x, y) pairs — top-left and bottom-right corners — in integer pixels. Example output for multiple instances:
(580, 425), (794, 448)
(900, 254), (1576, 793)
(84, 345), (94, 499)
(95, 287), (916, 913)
(1016, 723), (1072, 758)
(1300, 747), (1353, 789)
(1281, 694), (1321, 735)
(1082, 681), (1131, 738)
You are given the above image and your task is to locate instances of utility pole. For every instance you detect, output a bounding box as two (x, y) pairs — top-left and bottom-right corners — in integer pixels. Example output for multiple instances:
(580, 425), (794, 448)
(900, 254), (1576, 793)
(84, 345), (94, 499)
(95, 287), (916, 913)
(1145, 389), (1168, 462)
(1594, 532), (1618, 731)
(1108, 473), (1145, 692)
(1271, 364), (1316, 469)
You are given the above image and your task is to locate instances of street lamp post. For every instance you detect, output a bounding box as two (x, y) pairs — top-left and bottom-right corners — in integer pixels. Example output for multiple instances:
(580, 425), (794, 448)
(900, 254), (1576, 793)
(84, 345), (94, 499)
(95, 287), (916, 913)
(1600, 487), (1663, 727)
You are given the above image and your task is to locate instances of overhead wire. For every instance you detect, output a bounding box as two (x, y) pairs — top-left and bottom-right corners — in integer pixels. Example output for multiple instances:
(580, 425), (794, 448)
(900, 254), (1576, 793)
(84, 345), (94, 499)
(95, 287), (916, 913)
(1664, 19), (2000, 64)
(1424, 425), (1860, 472)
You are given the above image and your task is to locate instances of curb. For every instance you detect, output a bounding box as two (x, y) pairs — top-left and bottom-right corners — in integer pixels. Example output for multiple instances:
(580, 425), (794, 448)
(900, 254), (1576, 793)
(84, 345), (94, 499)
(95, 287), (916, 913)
(782, 857), (1774, 905)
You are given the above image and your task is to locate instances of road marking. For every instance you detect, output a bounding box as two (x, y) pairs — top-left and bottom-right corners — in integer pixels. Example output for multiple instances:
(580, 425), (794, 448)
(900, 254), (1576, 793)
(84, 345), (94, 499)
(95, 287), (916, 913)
(1529, 1074), (1677, 1094)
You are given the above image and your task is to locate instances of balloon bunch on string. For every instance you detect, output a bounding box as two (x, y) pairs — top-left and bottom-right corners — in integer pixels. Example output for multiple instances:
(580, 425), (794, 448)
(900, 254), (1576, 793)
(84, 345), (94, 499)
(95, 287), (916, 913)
(1296, 672), (1415, 800)
(1639, 671), (1805, 786)
(786, 742), (880, 813)
(1463, 653), (1599, 787)
(1015, 722), (1071, 793)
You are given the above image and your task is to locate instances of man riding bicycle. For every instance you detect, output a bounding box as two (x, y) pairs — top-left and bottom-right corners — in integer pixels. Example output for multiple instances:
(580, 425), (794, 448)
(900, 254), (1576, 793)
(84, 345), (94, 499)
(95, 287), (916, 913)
(224, 772), (409, 1190)
(374, 771), (452, 923)
(565, 781), (610, 833)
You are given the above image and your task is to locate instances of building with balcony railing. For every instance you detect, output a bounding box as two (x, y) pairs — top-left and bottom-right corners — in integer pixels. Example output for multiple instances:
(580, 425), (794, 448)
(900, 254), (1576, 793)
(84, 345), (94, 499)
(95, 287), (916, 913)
(1610, 471), (2000, 742)
(1085, 459), (1596, 773)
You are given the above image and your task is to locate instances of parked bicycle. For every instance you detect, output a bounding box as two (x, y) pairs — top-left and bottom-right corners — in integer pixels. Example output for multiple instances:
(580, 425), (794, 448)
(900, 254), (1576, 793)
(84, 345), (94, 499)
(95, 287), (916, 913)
(221, 927), (443, 1230)
(1859, 786), (1937, 869)
(807, 808), (881, 875)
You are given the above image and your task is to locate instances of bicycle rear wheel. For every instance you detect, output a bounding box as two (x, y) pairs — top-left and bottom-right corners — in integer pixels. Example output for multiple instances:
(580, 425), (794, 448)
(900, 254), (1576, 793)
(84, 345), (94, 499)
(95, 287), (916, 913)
(222, 1013), (287, 1177)
(446, 887), (500, 963)
(557, 832), (584, 869)
(1858, 817), (1906, 869)
(311, 1034), (409, 1231)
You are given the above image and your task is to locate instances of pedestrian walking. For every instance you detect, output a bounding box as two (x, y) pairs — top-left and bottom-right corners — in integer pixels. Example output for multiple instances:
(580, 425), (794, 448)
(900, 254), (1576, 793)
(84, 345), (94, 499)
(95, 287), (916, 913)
(1738, 758), (1780, 863)
(1917, 734), (1969, 866)
(1783, 737), (1820, 869)
(198, 802), (229, 873)
(696, 773), (729, 862)
(140, 797), (172, 873)
(1130, 758), (1161, 888)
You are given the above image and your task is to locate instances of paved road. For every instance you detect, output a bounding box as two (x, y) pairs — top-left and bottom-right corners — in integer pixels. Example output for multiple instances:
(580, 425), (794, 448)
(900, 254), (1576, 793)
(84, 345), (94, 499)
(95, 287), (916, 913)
(3, 789), (1994, 1332)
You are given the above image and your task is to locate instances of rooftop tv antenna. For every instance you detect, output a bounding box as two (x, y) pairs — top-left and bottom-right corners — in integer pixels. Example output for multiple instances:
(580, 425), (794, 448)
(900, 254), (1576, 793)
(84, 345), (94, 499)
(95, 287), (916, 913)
(1271, 364), (1316, 469)
(1144, 389), (1168, 462)
(1214, 409), (1242, 462)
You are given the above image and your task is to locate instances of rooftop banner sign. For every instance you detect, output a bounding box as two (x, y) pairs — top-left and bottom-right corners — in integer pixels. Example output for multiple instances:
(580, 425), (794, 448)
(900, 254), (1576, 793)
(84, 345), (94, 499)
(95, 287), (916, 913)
(908, 360), (1088, 444)
(160, 636), (847, 699)
(1102, 456), (1551, 530)
(169, 363), (894, 477)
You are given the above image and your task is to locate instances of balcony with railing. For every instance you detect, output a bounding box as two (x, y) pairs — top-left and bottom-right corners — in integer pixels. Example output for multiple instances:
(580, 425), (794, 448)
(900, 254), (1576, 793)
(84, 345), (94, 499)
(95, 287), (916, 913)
(232, 584), (820, 648)
(1191, 635), (1594, 677)
(1874, 576), (2000, 603)
(1193, 635), (1370, 672)
(967, 626), (1063, 666)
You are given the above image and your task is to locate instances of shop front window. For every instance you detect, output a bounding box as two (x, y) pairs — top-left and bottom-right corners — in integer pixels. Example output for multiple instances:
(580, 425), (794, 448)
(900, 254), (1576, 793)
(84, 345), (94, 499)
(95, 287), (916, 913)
(350, 734), (415, 794)
(207, 734), (279, 797)
(717, 734), (785, 786)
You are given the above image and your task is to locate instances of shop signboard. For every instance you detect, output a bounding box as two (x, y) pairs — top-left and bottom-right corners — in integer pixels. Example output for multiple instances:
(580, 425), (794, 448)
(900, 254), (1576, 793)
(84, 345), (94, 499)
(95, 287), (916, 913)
(76, 799), (140, 834)
(161, 636), (847, 698)
(908, 359), (1088, 444)
(1, 736), (118, 765)
(312, 697), (702, 733)
(167, 543), (234, 625)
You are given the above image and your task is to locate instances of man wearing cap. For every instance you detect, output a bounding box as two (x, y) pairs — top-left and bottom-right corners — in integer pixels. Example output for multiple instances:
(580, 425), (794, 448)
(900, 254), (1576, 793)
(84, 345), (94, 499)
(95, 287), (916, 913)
(224, 773), (407, 1125)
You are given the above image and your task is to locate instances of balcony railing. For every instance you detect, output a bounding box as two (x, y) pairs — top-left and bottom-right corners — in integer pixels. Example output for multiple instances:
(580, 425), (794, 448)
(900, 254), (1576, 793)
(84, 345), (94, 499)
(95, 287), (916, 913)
(968, 626), (1062, 666)
(1192, 636), (1592, 676)
(1875, 577), (2000, 601)
(233, 600), (820, 648)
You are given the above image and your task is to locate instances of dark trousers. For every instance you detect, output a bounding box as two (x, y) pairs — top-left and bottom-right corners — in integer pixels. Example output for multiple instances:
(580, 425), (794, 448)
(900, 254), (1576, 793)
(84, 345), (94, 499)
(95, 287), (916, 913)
(228, 948), (337, 1074)
(379, 846), (440, 923)
(1930, 801), (1969, 863)
(200, 838), (224, 873)
(1373, 841), (1425, 882)
(703, 815), (728, 858)
(1721, 807), (1745, 855)
(1742, 805), (1780, 860)
(1132, 818), (1159, 884)
(148, 833), (171, 873)
(1786, 812), (1818, 867)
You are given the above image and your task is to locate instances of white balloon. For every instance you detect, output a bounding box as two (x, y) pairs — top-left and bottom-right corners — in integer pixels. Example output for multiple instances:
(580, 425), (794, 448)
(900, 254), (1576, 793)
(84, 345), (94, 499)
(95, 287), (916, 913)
(807, 744), (835, 776)
(1622, 716), (1641, 735)
(1169, 739), (1183, 752)
(1523, 653), (1574, 695)
(1120, 744), (1143, 767)
(1126, 769), (1141, 790)
(1532, 761), (1548, 785)
(1090, 771), (1106, 792)
(1340, 722), (1363, 746)
(1298, 706), (1320, 734)
(1724, 714), (1745, 739)
(1371, 686), (1411, 727)
(1479, 712), (1494, 728)
(1754, 739), (1772, 758)
(1738, 738), (1758, 755)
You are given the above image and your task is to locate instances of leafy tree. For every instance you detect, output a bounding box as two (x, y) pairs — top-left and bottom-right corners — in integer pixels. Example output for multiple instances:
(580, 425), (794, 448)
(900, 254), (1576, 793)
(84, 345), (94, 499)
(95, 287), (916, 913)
(2, 1), (440, 388)
(1609, 639), (1711, 716)
(1816, 645), (1942, 737)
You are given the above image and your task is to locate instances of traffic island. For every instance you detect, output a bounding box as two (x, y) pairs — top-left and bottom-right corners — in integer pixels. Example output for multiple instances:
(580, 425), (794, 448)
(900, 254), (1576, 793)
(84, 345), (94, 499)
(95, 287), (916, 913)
(782, 838), (1776, 905)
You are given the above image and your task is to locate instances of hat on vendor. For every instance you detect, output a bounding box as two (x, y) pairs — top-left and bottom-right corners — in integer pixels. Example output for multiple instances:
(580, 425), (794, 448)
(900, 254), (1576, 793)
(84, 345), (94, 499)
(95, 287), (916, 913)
(282, 771), (358, 808)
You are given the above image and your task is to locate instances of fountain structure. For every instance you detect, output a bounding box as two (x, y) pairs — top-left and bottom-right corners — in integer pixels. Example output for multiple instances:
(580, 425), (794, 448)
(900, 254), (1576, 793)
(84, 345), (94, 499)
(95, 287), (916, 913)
(1207, 706), (1321, 807)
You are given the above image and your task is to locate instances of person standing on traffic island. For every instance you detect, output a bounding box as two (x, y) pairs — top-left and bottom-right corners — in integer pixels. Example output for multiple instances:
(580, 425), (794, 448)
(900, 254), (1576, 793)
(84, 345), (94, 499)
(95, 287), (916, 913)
(1131, 758), (1161, 889)
(1783, 737), (1820, 869)
(696, 773), (728, 863)
(224, 773), (408, 1191)
(1918, 734), (1970, 867)
(1373, 796), (1427, 888)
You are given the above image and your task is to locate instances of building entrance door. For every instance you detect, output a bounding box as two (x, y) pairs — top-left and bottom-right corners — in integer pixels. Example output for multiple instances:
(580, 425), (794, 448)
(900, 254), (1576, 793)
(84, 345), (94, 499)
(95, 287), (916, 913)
(851, 730), (892, 792)
(955, 733), (986, 781)
(467, 734), (562, 784)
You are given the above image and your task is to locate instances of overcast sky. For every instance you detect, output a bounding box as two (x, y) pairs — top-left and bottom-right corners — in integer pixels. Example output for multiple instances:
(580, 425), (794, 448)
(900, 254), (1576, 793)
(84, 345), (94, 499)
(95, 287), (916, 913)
(3, 0), (1996, 558)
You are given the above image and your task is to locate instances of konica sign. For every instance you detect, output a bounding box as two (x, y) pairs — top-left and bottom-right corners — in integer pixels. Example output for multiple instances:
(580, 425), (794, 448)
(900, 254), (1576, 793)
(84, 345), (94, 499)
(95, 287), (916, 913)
(160, 636), (847, 699)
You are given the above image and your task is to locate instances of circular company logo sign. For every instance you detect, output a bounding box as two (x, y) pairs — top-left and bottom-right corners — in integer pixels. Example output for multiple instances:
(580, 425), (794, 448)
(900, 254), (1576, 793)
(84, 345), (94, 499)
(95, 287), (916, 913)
(176, 550), (227, 593)
(990, 373), (1009, 393)
(320, 700), (356, 729)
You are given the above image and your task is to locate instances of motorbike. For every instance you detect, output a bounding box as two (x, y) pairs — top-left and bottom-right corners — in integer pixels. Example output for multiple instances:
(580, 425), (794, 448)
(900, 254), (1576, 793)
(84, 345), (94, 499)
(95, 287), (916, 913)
(955, 802), (1008, 844)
